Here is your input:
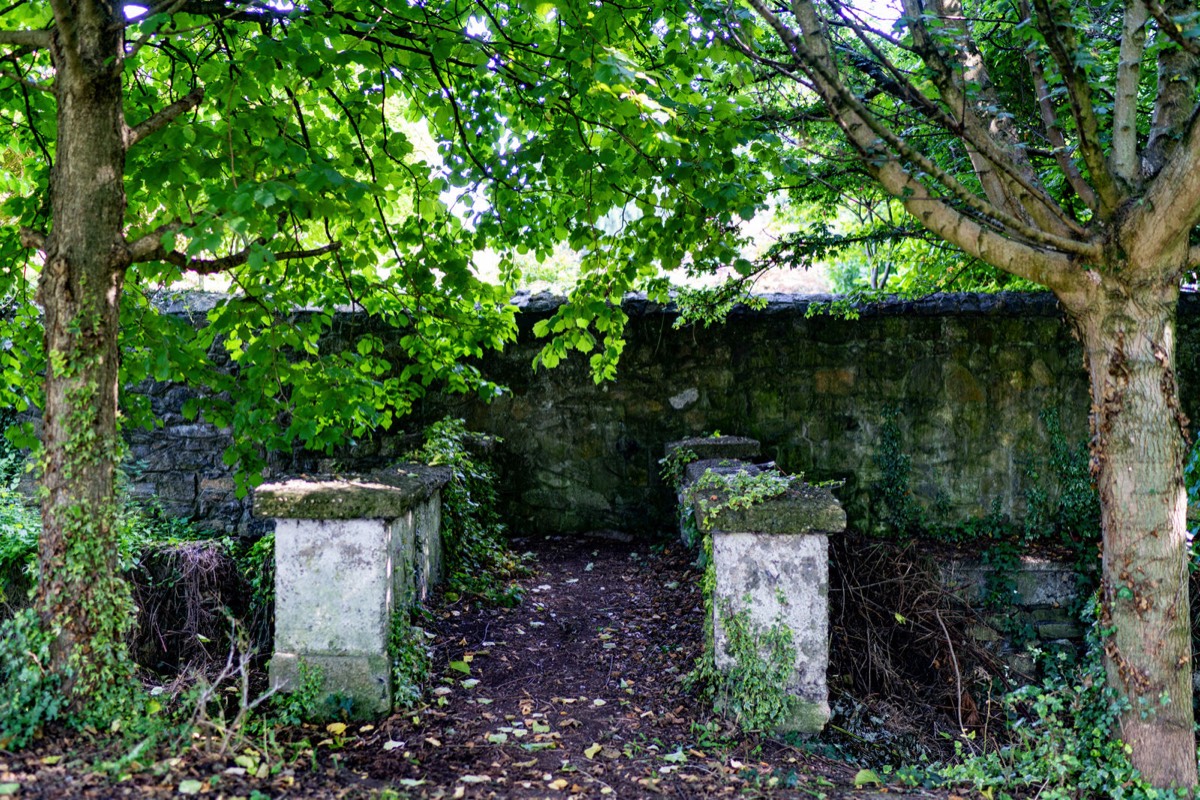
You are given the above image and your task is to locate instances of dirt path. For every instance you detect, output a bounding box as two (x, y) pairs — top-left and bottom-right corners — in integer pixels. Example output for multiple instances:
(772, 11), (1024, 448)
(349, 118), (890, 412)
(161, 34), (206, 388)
(344, 535), (955, 799)
(1, 536), (968, 799)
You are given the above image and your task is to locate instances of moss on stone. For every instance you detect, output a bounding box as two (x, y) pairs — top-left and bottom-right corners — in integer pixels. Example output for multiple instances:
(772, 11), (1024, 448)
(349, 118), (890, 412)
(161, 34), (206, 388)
(695, 481), (846, 535)
(255, 464), (451, 520)
(665, 436), (761, 462)
(777, 698), (831, 737)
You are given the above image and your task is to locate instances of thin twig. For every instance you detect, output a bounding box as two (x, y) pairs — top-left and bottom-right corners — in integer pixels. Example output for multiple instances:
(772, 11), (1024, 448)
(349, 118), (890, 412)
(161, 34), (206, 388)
(934, 608), (966, 737)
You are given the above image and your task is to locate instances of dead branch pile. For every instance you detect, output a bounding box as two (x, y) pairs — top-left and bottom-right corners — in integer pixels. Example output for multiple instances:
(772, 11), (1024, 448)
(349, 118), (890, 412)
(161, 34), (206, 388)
(827, 533), (1011, 759)
(130, 541), (253, 676)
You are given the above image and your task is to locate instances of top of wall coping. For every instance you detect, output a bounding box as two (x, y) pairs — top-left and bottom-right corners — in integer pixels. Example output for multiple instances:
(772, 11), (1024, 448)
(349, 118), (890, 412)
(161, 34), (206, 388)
(254, 463), (452, 520)
(147, 289), (1200, 323)
(513, 290), (1069, 318)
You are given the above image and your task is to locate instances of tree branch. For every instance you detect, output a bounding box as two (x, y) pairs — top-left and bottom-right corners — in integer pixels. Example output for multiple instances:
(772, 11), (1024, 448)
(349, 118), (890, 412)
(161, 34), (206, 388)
(18, 226), (46, 251)
(124, 86), (204, 149)
(0, 29), (50, 48)
(1145, 0), (1200, 57)
(124, 0), (189, 61)
(0, 63), (51, 91)
(1144, 0), (1200, 177)
(129, 235), (341, 275)
(900, 0), (1080, 236)
(741, 0), (1093, 288)
(125, 221), (184, 262)
(736, 0), (1098, 259)
(1030, 0), (1124, 216)
(47, 0), (84, 77)
(1112, 0), (1148, 186)
(1019, 0), (1098, 213)
(1126, 112), (1200, 264)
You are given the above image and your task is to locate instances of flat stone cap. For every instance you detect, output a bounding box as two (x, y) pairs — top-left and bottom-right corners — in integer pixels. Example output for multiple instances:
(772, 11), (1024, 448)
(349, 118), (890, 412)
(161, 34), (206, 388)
(692, 474), (846, 535)
(665, 436), (761, 462)
(254, 463), (452, 520)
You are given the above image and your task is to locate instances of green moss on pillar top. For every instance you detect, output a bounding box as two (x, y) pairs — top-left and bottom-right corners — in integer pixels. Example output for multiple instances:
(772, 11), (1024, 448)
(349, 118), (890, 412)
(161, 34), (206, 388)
(254, 464), (452, 520)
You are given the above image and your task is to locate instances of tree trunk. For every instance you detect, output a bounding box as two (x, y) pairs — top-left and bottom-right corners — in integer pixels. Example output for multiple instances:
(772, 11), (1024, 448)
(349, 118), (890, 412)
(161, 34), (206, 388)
(1072, 278), (1197, 789)
(34, 7), (133, 706)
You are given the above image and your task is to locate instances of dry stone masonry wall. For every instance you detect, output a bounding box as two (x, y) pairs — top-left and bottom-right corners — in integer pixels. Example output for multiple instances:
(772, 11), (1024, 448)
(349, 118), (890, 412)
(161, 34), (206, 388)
(125, 291), (1200, 538)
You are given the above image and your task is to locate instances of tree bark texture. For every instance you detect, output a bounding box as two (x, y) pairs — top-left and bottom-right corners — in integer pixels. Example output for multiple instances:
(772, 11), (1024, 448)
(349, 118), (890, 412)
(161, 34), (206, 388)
(1070, 277), (1196, 789)
(34, 1), (133, 702)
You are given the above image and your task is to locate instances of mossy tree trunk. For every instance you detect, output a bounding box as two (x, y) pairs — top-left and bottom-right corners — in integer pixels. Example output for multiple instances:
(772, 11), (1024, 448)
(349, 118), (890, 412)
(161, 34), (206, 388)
(32, 0), (135, 707)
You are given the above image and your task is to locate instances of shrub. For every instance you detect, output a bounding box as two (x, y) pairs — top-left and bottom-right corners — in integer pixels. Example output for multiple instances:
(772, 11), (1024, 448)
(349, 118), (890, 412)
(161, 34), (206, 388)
(929, 601), (1171, 800)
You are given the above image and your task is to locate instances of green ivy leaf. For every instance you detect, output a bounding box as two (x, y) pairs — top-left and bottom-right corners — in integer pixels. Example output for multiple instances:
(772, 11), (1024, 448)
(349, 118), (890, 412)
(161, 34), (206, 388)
(854, 769), (882, 788)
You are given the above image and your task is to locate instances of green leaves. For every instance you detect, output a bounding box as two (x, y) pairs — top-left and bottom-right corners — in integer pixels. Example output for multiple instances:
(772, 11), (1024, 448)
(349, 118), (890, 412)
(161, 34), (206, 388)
(853, 769), (882, 788)
(6, 0), (782, 496)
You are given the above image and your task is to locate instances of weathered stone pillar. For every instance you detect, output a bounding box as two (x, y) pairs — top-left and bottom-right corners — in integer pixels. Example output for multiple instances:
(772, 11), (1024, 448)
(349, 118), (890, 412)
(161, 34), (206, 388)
(254, 465), (449, 718)
(690, 467), (845, 735)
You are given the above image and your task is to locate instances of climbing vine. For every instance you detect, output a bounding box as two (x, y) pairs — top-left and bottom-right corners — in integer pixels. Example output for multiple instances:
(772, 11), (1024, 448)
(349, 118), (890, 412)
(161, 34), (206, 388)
(687, 587), (801, 732)
(658, 447), (699, 493)
(928, 601), (1157, 799)
(32, 345), (141, 731)
(689, 469), (795, 527)
(414, 418), (526, 607)
(871, 409), (924, 536)
(389, 615), (432, 710)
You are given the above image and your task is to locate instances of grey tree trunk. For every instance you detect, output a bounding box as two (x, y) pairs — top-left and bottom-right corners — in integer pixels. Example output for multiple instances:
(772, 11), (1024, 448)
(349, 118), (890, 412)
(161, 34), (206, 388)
(1072, 278), (1196, 789)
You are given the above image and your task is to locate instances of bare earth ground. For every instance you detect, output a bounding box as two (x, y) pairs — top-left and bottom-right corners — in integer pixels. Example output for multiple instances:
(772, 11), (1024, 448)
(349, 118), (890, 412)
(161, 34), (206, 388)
(0, 536), (977, 799)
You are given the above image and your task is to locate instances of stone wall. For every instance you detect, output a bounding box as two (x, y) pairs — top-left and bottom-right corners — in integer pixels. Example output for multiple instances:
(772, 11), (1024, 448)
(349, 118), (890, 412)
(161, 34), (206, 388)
(940, 555), (1084, 675)
(125, 291), (1200, 537)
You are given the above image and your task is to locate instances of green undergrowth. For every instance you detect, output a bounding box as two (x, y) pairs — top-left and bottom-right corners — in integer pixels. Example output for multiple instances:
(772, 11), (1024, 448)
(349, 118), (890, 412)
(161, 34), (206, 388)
(0, 448), (282, 750)
(900, 603), (1182, 800)
(390, 615), (432, 709)
(0, 483), (333, 762)
(413, 417), (528, 607)
(0, 415), (526, 749)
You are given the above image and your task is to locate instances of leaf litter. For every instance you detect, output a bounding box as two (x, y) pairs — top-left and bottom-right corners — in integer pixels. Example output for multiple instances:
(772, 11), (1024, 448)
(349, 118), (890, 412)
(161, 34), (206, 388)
(4, 535), (968, 798)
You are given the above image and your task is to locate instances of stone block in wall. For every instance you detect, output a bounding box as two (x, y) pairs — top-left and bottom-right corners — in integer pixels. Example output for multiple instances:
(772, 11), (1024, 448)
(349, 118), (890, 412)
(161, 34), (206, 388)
(941, 556), (1080, 609)
(257, 464), (449, 719)
(943, 554), (1086, 675)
